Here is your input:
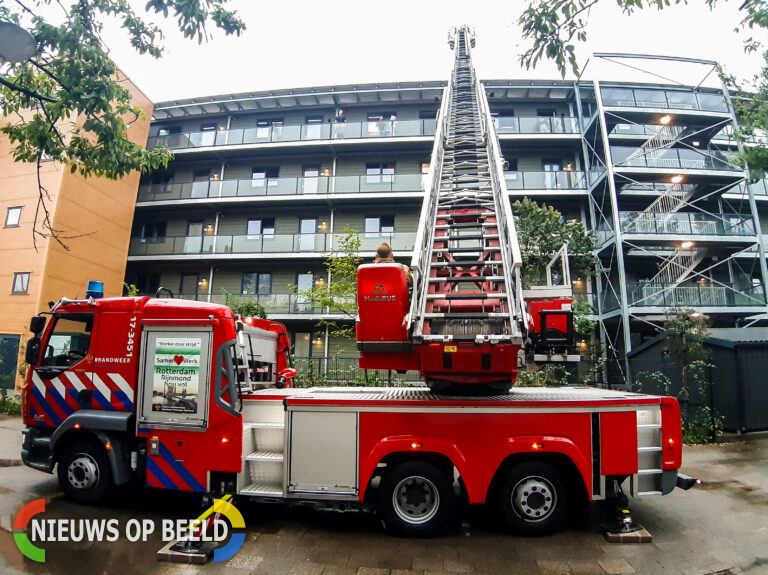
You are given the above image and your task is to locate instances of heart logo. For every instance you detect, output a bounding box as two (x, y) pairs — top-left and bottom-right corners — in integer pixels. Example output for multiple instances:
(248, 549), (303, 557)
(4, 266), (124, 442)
(173, 355), (184, 365)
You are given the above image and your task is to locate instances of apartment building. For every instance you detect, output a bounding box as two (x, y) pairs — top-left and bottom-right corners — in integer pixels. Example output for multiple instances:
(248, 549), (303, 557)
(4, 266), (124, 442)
(0, 78), (153, 388)
(126, 76), (768, 385)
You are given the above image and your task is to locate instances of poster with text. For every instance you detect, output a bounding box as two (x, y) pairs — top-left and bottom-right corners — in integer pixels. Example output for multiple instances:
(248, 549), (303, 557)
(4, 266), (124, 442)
(152, 337), (201, 414)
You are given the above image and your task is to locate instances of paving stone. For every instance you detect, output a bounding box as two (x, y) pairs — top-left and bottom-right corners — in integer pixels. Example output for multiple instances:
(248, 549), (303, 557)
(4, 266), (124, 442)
(567, 560), (605, 574)
(597, 558), (635, 574)
(442, 558), (473, 573)
(537, 559), (572, 573)
(356, 568), (390, 575)
(412, 555), (444, 571)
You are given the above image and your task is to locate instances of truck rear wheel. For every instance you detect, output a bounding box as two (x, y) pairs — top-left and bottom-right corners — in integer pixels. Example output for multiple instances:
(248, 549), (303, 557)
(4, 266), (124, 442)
(378, 461), (457, 537)
(495, 461), (568, 536)
(57, 440), (112, 504)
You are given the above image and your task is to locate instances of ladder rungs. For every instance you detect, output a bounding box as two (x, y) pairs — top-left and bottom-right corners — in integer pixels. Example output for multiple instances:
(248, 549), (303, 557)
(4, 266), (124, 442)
(424, 312), (510, 319)
(427, 292), (504, 300)
(428, 275), (505, 282)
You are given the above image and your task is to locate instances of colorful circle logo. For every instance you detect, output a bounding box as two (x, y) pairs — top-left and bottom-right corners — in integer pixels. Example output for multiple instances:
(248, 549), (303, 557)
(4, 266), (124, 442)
(14, 499), (46, 562)
(211, 498), (246, 562)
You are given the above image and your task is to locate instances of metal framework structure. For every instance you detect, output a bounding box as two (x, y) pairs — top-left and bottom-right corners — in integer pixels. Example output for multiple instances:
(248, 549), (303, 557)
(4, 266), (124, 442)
(575, 54), (768, 385)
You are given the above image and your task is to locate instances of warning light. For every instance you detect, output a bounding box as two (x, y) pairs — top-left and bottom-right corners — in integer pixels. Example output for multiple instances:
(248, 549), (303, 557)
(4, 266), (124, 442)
(104, 442), (111, 451)
(668, 438), (675, 449)
(532, 442), (543, 450)
(74, 423), (81, 430)
(221, 436), (230, 444)
(411, 442), (423, 449)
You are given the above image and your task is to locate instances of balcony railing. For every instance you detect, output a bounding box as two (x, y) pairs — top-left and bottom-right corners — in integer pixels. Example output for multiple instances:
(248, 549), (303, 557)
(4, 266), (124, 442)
(147, 119), (437, 150)
(619, 212), (755, 236)
(601, 87), (729, 113)
(625, 282), (765, 308)
(504, 170), (586, 190)
(494, 116), (579, 134)
(129, 231), (417, 257)
(137, 174), (425, 202)
(175, 293), (326, 314)
(611, 146), (740, 171)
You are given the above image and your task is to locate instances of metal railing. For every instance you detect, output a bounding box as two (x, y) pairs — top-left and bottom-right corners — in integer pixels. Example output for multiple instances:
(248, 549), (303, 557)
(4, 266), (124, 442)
(129, 231), (417, 256)
(292, 357), (424, 386)
(137, 174), (425, 202)
(504, 170), (586, 190)
(147, 119), (438, 150)
(619, 212), (755, 236)
(494, 116), (579, 134)
(601, 87), (729, 113)
(611, 146), (739, 171)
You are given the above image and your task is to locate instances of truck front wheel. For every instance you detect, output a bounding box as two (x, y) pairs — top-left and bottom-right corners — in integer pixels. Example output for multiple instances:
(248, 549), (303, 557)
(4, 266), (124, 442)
(57, 440), (112, 504)
(495, 461), (568, 536)
(378, 461), (457, 537)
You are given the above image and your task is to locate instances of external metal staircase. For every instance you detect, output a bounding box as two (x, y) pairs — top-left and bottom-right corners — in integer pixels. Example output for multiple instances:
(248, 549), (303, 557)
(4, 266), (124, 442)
(410, 26), (524, 346)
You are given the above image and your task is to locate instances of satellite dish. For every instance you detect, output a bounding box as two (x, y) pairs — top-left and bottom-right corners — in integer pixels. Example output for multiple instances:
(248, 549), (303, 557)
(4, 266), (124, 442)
(0, 22), (37, 65)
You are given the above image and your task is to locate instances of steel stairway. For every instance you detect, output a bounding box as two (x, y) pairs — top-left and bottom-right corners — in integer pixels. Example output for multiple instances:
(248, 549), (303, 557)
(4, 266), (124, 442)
(411, 26), (524, 353)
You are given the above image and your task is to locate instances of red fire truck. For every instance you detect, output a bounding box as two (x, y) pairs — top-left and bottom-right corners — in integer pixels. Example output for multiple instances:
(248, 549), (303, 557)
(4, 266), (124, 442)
(21, 291), (692, 537)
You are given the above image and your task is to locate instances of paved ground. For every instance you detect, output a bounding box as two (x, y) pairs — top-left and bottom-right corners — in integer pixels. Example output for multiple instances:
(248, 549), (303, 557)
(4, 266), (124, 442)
(0, 418), (765, 575)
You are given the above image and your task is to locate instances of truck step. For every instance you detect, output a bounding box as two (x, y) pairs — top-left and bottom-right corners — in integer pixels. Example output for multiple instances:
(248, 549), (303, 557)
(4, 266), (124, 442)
(245, 421), (284, 430)
(240, 483), (283, 497)
(428, 275), (505, 282)
(637, 490), (663, 496)
(245, 451), (284, 462)
(637, 468), (663, 475)
(427, 292), (504, 299)
(637, 446), (662, 452)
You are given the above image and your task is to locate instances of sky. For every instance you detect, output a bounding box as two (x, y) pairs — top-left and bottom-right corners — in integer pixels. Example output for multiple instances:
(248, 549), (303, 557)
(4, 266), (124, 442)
(43, 0), (768, 102)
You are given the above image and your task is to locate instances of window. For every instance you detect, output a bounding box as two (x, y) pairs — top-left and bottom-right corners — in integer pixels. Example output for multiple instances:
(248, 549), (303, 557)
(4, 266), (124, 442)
(256, 118), (284, 139)
(536, 108), (557, 117)
(366, 162), (395, 184)
(12, 272), (30, 294)
(251, 167), (279, 189)
(367, 112), (394, 136)
(305, 116), (324, 139)
(419, 110), (437, 119)
(5, 206), (22, 227)
(151, 172), (174, 192)
(242, 272), (272, 295)
(40, 314), (93, 368)
(199, 122), (217, 146)
(365, 216), (395, 236)
(157, 126), (181, 136)
(247, 218), (275, 237)
(139, 221), (167, 241)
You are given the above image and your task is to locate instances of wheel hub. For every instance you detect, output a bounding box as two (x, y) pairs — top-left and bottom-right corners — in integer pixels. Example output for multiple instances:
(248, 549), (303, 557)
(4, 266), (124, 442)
(512, 476), (556, 522)
(392, 475), (440, 525)
(67, 454), (99, 490)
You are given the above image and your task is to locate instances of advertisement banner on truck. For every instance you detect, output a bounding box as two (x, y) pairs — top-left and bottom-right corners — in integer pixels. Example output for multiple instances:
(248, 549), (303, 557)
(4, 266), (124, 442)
(152, 337), (201, 414)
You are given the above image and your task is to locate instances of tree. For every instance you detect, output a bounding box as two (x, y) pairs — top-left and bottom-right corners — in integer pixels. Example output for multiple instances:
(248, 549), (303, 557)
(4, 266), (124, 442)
(0, 0), (245, 246)
(299, 228), (361, 340)
(511, 197), (598, 287)
(222, 292), (267, 320)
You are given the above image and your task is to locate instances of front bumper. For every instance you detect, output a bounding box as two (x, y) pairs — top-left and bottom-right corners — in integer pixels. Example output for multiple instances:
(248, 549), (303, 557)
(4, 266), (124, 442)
(21, 426), (54, 473)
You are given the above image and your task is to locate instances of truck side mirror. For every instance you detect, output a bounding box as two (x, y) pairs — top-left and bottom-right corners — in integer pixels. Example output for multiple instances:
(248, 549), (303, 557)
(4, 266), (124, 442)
(29, 316), (46, 334)
(25, 337), (41, 366)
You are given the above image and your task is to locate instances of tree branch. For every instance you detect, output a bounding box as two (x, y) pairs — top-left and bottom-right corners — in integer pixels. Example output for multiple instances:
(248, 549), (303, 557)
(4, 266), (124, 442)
(0, 76), (56, 103)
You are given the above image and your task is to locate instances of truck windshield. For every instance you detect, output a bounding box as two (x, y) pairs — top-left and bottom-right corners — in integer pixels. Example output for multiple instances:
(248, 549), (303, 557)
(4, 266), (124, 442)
(40, 314), (94, 368)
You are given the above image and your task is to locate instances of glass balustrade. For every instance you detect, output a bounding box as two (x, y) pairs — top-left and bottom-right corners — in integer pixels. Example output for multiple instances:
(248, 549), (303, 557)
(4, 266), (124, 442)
(625, 282), (765, 308)
(138, 174), (425, 202)
(504, 170), (586, 190)
(611, 146), (740, 171)
(619, 212), (754, 236)
(495, 116), (579, 134)
(601, 87), (729, 113)
(147, 119), (437, 150)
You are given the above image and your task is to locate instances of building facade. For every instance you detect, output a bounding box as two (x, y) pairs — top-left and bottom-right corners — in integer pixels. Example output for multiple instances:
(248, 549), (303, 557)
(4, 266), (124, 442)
(126, 76), (768, 385)
(0, 77), (153, 389)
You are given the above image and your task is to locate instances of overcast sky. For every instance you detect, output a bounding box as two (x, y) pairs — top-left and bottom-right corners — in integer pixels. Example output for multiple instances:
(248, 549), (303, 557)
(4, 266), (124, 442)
(97, 0), (767, 103)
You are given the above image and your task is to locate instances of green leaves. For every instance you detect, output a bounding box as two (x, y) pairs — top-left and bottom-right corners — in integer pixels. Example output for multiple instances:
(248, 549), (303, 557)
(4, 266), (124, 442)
(511, 198), (599, 286)
(0, 0), (244, 244)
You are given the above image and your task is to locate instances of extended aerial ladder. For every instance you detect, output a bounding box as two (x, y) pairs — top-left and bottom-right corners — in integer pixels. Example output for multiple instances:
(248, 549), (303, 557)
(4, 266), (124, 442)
(356, 27), (577, 391)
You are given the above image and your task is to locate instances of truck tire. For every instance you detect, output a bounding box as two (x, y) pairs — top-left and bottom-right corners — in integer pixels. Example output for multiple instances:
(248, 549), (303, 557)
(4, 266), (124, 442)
(495, 461), (568, 536)
(57, 440), (112, 504)
(378, 461), (457, 537)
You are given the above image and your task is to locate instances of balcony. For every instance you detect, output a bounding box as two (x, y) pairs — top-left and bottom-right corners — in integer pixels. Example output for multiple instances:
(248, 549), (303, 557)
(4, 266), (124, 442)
(146, 119), (437, 150)
(175, 293), (326, 314)
(619, 212), (755, 237)
(128, 231), (416, 257)
(504, 170), (586, 191)
(626, 282), (765, 309)
(601, 87), (728, 113)
(137, 174), (424, 203)
(601, 282), (765, 312)
(494, 116), (580, 135)
(611, 146), (740, 172)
